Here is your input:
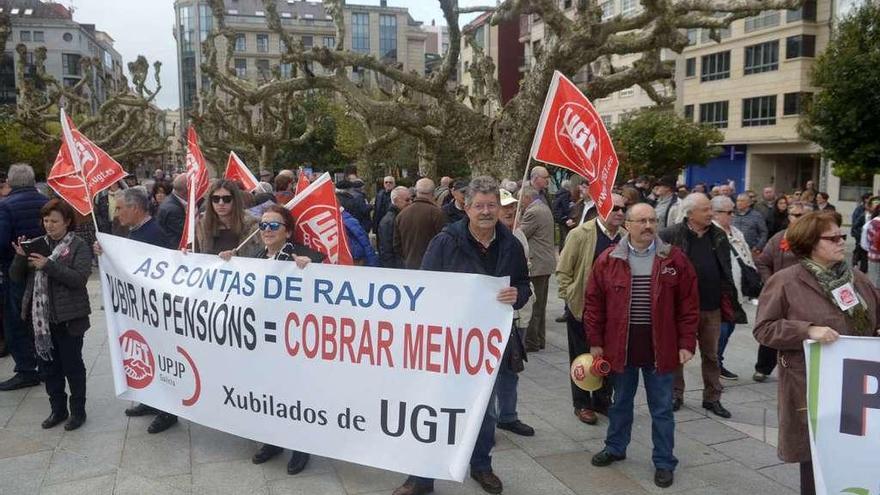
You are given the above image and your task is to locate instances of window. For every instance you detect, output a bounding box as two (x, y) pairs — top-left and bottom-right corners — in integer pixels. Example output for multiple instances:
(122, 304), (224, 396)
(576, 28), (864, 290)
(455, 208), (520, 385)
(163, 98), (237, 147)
(786, 34), (816, 58)
(744, 11), (780, 32)
(742, 95), (777, 126)
(684, 104), (694, 121)
(255, 10), (264, 16)
(619, 87), (635, 98)
(33, 31), (43, 42)
(228, 9), (238, 15)
(685, 57), (696, 77)
(323, 36), (336, 48)
(301, 36), (313, 48)
(62, 53), (81, 76)
(600, 114), (613, 128)
(179, 5), (194, 52)
(699, 101), (729, 128)
(473, 24), (485, 50)
(20, 31), (31, 42)
(787, 0), (817, 22)
(700, 51), (730, 82)
(199, 5), (213, 42)
(256, 59), (270, 79)
(620, 0), (638, 17)
(352, 13), (369, 53)
(234, 34), (246, 52)
(686, 28), (698, 45)
(601, 1), (615, 21)
(256, 34), (269, 53)
(63, 32), (73, 42)
(379, 14), (397, 61)
(280, 63), (292, 79)
(234, 58), (247, 78)
(783, 92), (813, 115)
(839, 176), (873, 202)
(700, 20), (731, 42)
(744, 40), (779, 74)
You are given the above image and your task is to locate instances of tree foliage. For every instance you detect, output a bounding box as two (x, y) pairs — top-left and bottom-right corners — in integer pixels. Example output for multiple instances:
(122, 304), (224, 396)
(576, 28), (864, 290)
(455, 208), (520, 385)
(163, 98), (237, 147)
(0, 113), (52, 175)
(612, 108), (723, 179)
(800, 3), (880, 180)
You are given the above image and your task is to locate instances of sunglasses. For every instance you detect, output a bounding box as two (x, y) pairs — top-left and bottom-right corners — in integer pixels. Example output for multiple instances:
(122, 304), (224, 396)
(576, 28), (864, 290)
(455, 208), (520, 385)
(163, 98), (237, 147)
(610, 205), (626, 213)
(258, 221), (285, 231)
(820, 234), (847, 243)
(788, 212), (803, 218)
(211, 195), (233, 204)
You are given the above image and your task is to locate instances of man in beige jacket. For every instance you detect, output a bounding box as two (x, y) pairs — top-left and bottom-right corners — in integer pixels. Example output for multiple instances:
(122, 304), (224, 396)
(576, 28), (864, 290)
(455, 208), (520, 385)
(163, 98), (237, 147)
(556, 194), (626, 424)
(521, 183), (557, 352)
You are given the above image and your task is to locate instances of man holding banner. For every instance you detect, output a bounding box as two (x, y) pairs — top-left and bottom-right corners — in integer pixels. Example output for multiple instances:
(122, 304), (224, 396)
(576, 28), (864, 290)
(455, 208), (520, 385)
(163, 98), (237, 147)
(393, 176), (531, 495)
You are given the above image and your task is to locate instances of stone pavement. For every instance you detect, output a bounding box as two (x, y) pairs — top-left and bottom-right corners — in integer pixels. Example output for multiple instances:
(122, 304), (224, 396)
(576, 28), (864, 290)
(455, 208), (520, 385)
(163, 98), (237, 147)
(0, 275), (800, 495)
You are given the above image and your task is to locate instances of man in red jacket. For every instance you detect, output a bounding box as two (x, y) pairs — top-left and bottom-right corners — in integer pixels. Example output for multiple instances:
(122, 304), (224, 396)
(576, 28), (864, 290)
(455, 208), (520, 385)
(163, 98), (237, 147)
(584, 203), (699, 489)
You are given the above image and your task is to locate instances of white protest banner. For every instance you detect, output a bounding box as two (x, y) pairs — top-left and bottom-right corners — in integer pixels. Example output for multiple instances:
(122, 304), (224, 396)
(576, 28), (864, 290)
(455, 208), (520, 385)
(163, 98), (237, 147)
(805, 336), (880, 494)
(97, 233), (512, 481)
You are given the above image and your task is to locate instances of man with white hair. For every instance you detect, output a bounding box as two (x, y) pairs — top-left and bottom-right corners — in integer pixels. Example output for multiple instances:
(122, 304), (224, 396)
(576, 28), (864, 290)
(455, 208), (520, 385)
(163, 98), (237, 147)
(372, 175), (395, 234)
(393, 178), (446, 269)
(520, 183), (556, 352)
(434, 175), (453, 206)
(529, 166), (551, 202)
(0, 164), (48, 390)
(659, 193), (741, 419)
(378, 186), (411, 268)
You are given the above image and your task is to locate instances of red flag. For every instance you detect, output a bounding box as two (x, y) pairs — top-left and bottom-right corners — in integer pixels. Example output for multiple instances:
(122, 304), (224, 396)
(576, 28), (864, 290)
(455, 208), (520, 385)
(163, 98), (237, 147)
(224, 151), (259, 192)
(179, 127), (210, 250)
(530, 71), (619, 220)
(284, 173), (353, 265)
(47, 115), (128, 216)
(294, 171), (310, 196)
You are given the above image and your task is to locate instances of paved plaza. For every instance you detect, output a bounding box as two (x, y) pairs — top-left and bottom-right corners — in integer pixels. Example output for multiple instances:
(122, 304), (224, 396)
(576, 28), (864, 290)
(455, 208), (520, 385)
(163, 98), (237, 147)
(0, 275), (800, 495)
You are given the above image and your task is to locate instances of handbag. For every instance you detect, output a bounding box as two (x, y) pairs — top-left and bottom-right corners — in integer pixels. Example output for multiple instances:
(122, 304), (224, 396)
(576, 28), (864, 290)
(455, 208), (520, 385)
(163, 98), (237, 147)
(731, 248), (763, 298)
(506, 325), (527, 373)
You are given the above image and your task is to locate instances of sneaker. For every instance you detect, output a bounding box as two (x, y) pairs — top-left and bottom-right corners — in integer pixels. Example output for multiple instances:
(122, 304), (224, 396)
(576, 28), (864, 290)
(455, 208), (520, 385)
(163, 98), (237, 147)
(654, 468), (674, 488)
(752, 372), (768, 382)
(0, 373), (40, 391)
(591, 449), (626, 467)
(496, 420), (535, 436)
(720, 367), (739, 380)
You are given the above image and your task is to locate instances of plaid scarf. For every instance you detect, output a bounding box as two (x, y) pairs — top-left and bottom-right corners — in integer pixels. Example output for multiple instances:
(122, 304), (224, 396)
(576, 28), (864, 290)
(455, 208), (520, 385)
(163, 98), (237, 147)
(799, 258), (873, 336)
(31, 232), (76, 361)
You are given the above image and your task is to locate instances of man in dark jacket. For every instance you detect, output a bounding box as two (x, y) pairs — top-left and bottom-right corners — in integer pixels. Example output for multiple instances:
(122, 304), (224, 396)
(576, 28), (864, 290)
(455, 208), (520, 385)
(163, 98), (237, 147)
(393, 178), (446, 270)
(336, 179), (372, 234)
(156, 174), (187, 248)
(552, 180), (573, 246)
(0, 164), (48, 390)
(372, 176), (395, 234)
(378, 186), (411, 268)
(393, 176), (531, 495)
(441, 178), (468, 224)
(659, 193), (741, 419)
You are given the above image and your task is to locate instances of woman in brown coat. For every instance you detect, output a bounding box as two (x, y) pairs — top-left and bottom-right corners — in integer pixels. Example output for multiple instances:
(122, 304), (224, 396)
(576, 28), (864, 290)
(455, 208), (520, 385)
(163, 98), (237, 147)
(754, 211), (880, 495)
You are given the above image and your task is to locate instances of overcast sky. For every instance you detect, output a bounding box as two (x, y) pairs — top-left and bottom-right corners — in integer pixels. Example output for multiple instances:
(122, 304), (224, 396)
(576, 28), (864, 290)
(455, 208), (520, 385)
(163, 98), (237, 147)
(66, 0), (487, 110)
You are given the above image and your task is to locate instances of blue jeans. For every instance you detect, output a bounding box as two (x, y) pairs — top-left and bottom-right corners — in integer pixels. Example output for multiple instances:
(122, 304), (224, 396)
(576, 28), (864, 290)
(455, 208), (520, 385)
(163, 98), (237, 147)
(605, 365), (677, 471)
(497, 365), (518, 423)
(3, 277), (37, 375)
(407, 380), (500, 488)
(718, 322), (735, 368)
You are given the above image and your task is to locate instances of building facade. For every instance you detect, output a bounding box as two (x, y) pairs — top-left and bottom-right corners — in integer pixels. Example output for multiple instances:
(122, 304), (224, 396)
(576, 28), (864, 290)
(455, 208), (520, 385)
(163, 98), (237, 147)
(0, 0), (124, 109)
(459, 11), (523, 113)
(173, 0), (427, 130)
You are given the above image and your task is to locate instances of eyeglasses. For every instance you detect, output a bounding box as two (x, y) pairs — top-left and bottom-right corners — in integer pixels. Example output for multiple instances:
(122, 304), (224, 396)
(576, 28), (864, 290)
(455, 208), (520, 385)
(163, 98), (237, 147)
(714, 210), (733, 215)
(788, 212), (803, 218)
(820, 234), (847, 243)
(211, 195), (233, 204)
(611, 205), (626, 213)
(259, 221), (285, 231)
(626, 218), (659, 226)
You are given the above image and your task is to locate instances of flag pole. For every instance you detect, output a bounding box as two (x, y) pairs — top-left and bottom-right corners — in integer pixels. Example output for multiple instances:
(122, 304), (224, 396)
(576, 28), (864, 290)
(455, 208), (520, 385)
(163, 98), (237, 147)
(513, 156), (533, 228)
(60, 108), (101, 235)
(233, 228), (260, 253)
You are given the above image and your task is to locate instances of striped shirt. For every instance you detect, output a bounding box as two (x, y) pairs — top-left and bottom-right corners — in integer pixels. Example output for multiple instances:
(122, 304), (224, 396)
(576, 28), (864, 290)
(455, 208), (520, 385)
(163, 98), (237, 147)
(630, 275), (652, 324)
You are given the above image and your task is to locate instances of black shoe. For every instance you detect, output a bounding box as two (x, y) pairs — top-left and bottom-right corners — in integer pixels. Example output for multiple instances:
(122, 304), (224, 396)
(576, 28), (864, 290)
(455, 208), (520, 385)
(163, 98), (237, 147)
(672, 398), (683, 412)
(591, 449), (626, 467)
(0, 373), (40, 391)
(147, 413), (178, 434)
(720, 367), (739, 380)
(41, 411), (69, 429)
(654, 468), (674, 488)
(470, 470), (503, 494)
(496, 420), (535, 436)
(392, 479), (434, 495)
(702, 400), (732, 419)
(752, 372), (768, 382)
(64, 414), (86, 431)
(125, 403), (159, 417)
(286, 451), (310, 475)
(252, 444), (283, 464)
(554, 315), (567, 323)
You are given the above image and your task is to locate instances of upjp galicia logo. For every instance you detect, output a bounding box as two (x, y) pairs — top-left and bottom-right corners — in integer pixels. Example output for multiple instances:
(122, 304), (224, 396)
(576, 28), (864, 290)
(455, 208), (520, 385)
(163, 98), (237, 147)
(120, 330), (154, 389)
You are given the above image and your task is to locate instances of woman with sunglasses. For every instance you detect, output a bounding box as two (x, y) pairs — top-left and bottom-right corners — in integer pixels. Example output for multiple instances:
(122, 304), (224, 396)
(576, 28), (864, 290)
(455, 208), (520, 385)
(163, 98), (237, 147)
(240, 204), (325, 475)
(197, 180), (262, 258)
(754, 210), (880, 495)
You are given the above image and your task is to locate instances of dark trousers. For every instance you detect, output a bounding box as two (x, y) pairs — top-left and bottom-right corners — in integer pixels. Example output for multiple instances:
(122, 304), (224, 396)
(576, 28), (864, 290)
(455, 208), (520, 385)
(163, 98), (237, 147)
(674, 310), (722, 402)
(566, 309), (610, 410)
(3, 278), (37, 375)
(525, 275), (550, 350)
(718, 321), (735, 368)
(853, 246), (868, 273)
(799, 461), (815, 495)
(40, 322), (87, 416)
(755, 345), (777, 375)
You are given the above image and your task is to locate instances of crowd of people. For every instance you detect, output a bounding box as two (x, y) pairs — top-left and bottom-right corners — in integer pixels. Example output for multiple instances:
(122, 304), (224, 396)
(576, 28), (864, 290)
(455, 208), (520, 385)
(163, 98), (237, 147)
(0, 161), (876, 495)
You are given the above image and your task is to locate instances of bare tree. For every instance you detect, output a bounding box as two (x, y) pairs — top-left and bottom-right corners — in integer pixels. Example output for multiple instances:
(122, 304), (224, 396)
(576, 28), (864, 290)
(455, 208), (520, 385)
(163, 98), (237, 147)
(200, 0), (800, 178)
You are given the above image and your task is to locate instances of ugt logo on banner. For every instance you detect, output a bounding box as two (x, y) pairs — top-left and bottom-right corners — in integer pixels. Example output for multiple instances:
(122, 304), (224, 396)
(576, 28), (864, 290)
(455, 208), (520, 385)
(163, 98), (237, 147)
(530, 71), (619, 220)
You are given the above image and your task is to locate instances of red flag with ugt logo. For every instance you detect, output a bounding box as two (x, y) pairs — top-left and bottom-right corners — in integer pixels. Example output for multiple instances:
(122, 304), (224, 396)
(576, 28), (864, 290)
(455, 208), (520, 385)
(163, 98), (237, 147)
(283, 173), (353, 265)
(224, 151), (259, 192)
(179, 127), (211, 250)
(47, 113), (128, 216)
(529, 71), (619, 220)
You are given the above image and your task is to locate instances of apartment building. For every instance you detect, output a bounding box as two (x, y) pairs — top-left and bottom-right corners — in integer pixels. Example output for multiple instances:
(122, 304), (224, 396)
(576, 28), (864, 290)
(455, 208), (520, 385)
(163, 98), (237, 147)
(0, 0), (124, 109)
(459, 11), (522, 112)
(173, 0), (427, 130)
